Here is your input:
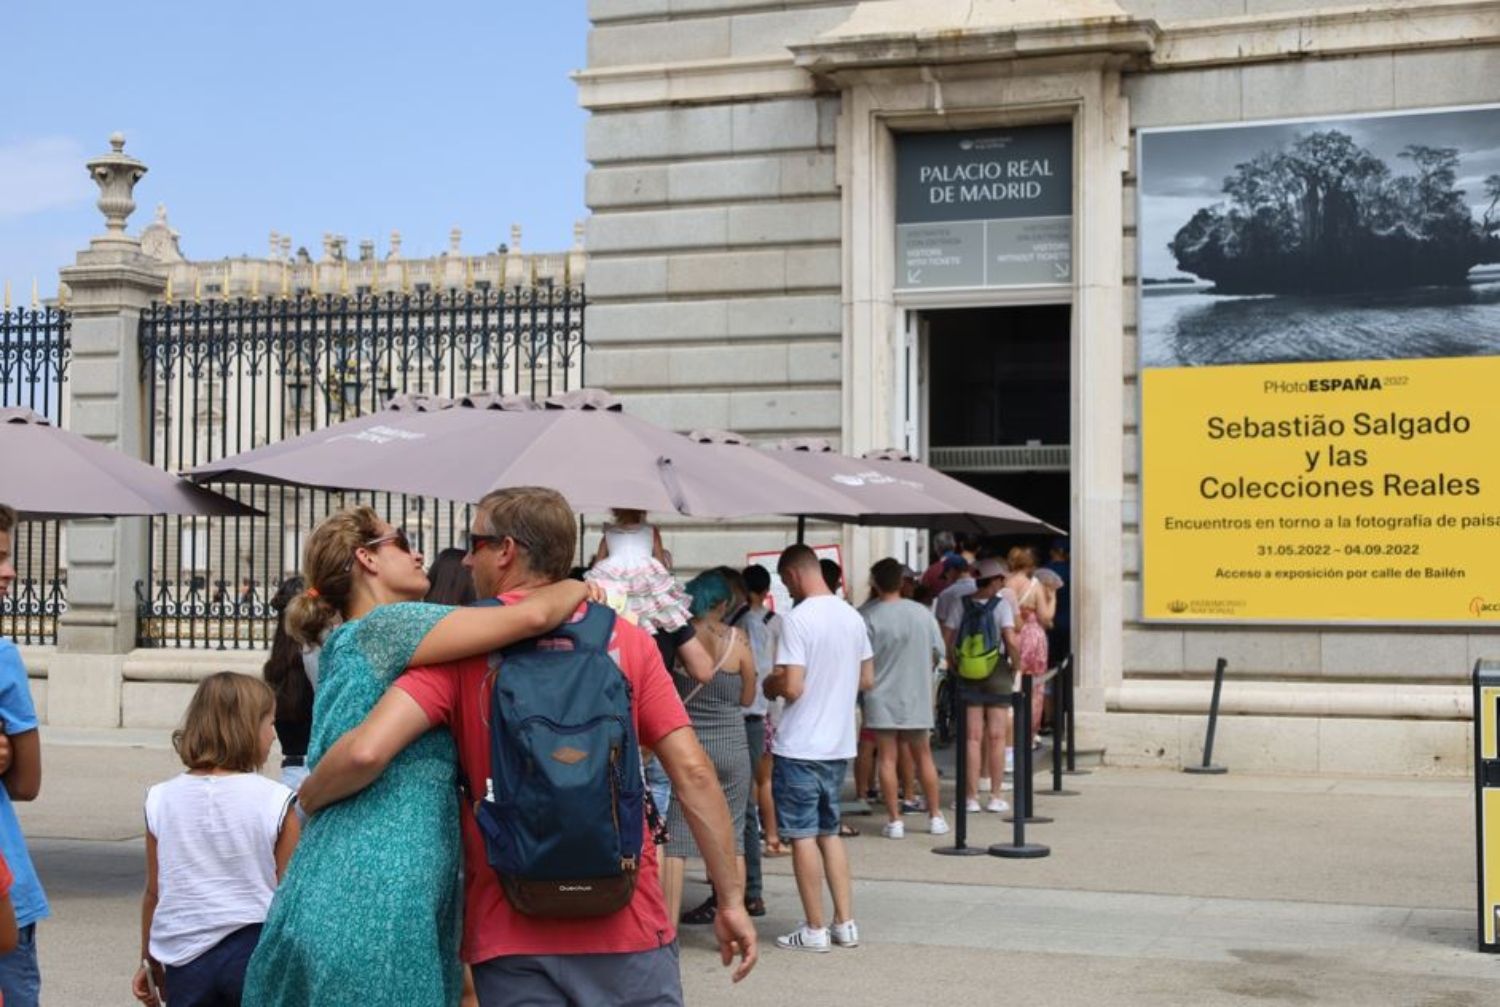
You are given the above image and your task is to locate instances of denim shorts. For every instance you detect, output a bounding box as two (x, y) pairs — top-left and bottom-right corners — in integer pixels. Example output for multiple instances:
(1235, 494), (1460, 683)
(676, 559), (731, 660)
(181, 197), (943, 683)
(0, 924), (39, 1007)
(772, 756), (847, 840)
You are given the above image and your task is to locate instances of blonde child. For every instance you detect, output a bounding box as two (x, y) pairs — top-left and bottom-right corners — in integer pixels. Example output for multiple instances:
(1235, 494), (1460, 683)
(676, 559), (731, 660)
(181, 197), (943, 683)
(133, 673), (299, 1007)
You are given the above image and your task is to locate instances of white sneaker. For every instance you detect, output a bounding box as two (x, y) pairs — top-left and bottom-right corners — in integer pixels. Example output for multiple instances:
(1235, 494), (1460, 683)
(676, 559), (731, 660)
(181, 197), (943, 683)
(831, 919), (860, 948)
(929, 815), (951, 836)
(881, 819), (905, 839)
(952, 797), (981, 813)
(777, 923), (831, 953)
(977, 776), (991, 792)
(985, 797), (1010, 813)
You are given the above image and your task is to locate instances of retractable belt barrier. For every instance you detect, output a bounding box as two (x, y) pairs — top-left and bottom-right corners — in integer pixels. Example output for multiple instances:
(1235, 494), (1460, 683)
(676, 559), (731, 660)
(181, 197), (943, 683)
(991, 673), (1050, 859)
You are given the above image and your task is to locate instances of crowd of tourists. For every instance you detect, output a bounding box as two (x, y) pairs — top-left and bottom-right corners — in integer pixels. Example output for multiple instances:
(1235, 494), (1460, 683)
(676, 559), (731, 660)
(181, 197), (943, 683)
(0, 489), (1074, 1007)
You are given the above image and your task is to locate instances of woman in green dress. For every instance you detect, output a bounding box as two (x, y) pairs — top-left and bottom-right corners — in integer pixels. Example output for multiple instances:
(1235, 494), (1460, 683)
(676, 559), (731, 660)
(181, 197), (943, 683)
(243, 506), (593, 1007)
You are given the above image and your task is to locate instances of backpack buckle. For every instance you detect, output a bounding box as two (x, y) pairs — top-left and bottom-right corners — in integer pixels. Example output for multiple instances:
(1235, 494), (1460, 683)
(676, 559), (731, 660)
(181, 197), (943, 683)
(620, 855), (638, 873)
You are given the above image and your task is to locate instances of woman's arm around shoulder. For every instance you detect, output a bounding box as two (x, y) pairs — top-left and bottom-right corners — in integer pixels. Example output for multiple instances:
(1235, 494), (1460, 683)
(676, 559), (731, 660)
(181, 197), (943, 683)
(407, 578), (593, 667)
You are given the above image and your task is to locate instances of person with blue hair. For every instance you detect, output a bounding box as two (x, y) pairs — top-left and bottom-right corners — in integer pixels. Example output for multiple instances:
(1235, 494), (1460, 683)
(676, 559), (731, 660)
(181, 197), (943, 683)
(660, 571), (758, 928)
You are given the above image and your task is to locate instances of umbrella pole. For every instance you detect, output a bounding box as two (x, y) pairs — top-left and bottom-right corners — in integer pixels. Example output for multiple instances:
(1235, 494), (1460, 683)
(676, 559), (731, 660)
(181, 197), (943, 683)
(796, 515), (806, 544)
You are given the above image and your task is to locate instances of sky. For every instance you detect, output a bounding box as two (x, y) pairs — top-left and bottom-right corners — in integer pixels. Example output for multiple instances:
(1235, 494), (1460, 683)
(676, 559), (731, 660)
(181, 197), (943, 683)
(0, 1), (589, 299)
(1138, 105), (1500, 279)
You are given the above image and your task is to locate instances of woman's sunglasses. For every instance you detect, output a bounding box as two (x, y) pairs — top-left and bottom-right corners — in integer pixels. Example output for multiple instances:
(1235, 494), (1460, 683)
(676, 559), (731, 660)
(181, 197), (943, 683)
(363, 528), (413, 555)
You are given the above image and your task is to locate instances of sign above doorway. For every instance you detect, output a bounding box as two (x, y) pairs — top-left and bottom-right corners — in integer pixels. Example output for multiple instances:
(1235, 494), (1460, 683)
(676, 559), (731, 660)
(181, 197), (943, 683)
(894, 124), (1073, 291)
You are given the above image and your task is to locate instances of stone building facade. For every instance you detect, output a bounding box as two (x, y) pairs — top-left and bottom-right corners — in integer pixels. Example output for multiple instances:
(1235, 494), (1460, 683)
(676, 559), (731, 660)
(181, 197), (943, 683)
(577, 0), (1500, 774)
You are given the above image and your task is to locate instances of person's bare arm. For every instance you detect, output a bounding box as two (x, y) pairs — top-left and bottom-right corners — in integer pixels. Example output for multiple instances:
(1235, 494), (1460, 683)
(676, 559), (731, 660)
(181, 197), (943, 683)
(297, 690), (433, 814)
(764, 664), (806, 702)
(655, 725), (758, 982)
(1002, 626), (1022, 670)
(132, 832), (165, 1006)
(858, 657), (875, 693)
(0, 891), (15, 956)
(273, 805), (302, 881)
(407, 578), (590, 666)
(3, 729), (40, 801)
(734, 633), (757, 707)
(1037, 587), (1058, 630)
(678, 635), (715, 685)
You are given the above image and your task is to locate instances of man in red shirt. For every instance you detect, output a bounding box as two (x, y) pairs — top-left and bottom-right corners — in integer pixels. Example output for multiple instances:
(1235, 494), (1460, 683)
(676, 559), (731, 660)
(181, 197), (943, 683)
(299, 487), (756, 1006)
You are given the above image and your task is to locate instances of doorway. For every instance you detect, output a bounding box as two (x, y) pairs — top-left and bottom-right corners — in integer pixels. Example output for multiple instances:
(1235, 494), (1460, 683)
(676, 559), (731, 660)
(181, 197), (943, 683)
(920, 304), (1071, 537)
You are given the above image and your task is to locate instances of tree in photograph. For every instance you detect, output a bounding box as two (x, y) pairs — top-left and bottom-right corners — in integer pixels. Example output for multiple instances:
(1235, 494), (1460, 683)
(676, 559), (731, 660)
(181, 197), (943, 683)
(1169, 129), (1500, 294)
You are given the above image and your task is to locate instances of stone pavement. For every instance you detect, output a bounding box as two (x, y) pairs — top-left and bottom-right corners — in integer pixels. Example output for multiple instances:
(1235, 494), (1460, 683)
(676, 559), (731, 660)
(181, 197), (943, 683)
(17, 729), (1494, 1005)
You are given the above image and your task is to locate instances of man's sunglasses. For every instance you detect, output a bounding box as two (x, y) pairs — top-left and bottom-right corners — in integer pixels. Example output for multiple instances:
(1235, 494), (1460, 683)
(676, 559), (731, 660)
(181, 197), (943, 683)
(466, 532), (527, 555)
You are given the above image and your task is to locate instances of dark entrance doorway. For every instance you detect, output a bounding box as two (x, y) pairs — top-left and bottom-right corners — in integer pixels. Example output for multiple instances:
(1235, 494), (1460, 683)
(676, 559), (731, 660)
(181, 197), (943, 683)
(923, 304), (1071, 537)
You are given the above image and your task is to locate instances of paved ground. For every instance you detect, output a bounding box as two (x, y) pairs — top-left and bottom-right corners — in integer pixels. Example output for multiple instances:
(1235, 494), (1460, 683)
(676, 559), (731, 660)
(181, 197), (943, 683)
(17, 728), (1494, 1005)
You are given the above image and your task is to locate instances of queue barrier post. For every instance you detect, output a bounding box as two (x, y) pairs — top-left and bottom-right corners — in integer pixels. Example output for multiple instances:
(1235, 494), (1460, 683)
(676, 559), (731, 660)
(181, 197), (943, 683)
(1040, 662), (1078, 797)
(989, 681), (1050, 859)
(1004, 673), (1053, 825)
(1184, 658), (1229, 775)
(933, 683), (985, 857)
(1063, 653), (1090, 776)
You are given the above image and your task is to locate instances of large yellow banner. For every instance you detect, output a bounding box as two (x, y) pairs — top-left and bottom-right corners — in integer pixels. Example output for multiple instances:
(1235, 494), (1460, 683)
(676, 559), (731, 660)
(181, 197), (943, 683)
(1142, 356), (1500, 623)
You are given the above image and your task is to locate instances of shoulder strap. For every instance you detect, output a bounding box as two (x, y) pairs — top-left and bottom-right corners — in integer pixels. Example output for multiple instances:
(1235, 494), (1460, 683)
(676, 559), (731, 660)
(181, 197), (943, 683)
(763, 610), (775, 626)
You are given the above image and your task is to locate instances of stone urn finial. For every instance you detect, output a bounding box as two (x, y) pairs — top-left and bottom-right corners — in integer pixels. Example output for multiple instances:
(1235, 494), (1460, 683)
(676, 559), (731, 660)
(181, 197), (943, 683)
(86, 133), (147, 239)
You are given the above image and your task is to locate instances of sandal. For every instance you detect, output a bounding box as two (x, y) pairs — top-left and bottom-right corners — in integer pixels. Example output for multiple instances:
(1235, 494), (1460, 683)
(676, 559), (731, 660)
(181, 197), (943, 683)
(838, 822), (860, 838)
(744, 896), (766, 917)
(680, 896), (717, 925)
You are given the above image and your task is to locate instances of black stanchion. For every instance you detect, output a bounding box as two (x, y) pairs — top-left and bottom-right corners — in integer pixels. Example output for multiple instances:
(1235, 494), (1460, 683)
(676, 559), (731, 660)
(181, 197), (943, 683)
(1041, 664), (1079, 797)
(1005, 673), (1053, 824)
(1184, 657), (1229, 775)
(1062, 653), (1091, 777)
(989, 684), (1050, 859)
(934, 684), (985, 857)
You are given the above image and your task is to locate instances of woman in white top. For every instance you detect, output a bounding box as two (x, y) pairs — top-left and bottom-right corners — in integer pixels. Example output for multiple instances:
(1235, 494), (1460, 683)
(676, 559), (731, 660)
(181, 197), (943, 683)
(133, 673), (299, 1007)
(586, 507), (690, 634)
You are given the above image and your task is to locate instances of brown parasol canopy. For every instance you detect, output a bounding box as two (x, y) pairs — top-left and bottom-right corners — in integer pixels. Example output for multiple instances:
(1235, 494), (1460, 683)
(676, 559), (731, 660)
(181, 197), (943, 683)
(0, 408), (256, 519)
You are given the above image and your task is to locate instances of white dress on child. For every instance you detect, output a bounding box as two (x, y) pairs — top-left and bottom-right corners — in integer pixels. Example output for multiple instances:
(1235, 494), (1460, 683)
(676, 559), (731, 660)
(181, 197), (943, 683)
(586, 522), (689, 633)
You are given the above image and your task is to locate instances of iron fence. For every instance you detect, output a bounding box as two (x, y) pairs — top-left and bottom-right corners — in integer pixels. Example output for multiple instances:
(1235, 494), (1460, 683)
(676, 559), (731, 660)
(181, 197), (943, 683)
(0, 304), (70, 644)
(137, 285), (585, 648)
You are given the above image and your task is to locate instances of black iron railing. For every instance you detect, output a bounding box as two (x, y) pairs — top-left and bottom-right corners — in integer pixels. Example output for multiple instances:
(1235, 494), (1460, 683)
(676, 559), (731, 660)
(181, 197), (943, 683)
(0, 304), (70, 644)
(136, 285), (585, 648)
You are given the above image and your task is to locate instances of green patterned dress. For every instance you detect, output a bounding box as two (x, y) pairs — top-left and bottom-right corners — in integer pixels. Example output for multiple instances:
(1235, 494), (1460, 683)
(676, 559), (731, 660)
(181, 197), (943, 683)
(244, 601), (462, 1007)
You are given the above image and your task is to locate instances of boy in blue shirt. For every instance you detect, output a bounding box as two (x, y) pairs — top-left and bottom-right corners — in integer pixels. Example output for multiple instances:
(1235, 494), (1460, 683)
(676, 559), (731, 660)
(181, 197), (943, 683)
(0, 504), (48, 1006)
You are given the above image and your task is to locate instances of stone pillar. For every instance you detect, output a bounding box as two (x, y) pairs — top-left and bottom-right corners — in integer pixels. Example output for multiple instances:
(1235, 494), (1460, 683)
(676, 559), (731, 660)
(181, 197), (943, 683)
(51, 134), (167, 727)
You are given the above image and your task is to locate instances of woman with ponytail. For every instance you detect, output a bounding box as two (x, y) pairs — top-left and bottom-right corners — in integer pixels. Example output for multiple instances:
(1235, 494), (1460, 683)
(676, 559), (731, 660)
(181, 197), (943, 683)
(243, 506), (596, 1007)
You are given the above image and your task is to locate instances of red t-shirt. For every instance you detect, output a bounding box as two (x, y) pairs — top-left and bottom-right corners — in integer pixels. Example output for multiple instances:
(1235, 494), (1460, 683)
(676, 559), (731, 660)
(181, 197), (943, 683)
(396, 595), (691, 963)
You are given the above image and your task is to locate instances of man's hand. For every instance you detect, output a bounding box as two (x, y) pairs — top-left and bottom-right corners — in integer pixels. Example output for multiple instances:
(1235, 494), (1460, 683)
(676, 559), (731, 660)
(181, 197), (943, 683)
(713, 903), (759, 982)
(0, 733), (12, 776)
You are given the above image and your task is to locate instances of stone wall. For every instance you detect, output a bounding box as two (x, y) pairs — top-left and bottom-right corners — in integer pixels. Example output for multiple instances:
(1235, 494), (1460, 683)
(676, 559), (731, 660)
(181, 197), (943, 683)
(582, 1), (859, 571)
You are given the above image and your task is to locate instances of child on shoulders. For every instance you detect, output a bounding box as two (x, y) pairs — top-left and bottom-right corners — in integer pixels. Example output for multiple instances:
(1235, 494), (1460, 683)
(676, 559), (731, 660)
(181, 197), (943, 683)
(586, 508), (690, 635)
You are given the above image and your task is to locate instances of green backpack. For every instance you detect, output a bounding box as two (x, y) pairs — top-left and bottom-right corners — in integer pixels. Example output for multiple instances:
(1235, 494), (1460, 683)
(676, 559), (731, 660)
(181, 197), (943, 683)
(955, 595), (1002, 681)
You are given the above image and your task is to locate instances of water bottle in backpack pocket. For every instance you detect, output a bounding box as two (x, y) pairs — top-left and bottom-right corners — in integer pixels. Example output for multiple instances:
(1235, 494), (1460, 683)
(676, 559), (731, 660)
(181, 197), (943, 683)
(466, 602), (645, 918)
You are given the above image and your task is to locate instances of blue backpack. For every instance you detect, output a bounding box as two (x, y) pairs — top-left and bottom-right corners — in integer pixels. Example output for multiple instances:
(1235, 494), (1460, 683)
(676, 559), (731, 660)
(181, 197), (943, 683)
(466, 601), (645, 918)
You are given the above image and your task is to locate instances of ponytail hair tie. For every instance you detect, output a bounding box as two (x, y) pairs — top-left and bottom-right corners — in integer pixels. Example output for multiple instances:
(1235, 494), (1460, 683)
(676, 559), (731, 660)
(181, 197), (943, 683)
(305, 586), (320, 599)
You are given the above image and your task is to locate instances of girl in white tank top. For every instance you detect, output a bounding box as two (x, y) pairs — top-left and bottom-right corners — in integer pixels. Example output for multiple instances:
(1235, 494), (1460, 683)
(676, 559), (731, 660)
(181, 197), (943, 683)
(134, 673), (300, 1007)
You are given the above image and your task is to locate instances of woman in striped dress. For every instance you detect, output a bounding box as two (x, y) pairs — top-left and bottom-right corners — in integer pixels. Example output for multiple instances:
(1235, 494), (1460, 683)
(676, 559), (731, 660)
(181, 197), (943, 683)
(657, 570), (756, 925)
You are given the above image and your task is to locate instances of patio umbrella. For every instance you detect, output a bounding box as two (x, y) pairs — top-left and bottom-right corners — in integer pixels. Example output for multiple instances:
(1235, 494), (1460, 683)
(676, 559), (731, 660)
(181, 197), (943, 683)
(767, 439), (1064, 537)
(0, 407), (256, 519)
(190, 391), (864, 520)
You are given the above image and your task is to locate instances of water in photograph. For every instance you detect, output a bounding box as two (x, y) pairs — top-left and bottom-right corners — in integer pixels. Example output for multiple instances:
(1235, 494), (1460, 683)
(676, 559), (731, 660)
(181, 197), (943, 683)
(1140, 267), (1500, 368)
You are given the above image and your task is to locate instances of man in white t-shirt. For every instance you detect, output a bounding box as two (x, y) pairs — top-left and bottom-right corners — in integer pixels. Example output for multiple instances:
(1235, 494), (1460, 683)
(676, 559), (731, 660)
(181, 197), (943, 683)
(764, 545), (873, 954)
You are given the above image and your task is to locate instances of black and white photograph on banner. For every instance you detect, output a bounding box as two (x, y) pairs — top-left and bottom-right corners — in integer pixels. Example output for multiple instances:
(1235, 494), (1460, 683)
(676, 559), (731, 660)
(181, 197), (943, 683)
(1138, 104), (1500, 368)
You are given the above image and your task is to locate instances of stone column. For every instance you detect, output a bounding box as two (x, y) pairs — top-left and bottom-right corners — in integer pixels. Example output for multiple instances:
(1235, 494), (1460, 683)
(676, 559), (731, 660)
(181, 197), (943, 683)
(50, 134), (167, 727)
